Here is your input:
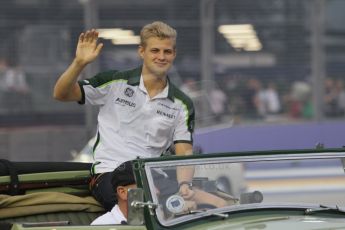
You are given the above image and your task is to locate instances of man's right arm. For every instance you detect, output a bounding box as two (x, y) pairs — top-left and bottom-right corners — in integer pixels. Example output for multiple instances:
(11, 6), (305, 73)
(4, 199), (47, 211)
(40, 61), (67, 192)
(53, 29), (103, 102)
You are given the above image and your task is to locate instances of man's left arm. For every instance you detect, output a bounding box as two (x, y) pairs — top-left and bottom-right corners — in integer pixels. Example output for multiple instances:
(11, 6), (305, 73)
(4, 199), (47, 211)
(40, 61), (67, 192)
(173, 94), (195, 199)
(175, 142), (195, 199)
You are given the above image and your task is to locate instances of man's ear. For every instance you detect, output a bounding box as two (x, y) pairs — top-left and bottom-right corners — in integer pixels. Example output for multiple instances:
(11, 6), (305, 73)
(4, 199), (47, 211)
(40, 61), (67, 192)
(116, 186), (128, 201)
(138, 46), (144, 59)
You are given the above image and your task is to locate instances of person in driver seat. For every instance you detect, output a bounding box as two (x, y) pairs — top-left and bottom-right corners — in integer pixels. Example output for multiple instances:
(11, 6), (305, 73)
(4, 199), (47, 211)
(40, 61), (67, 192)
(91, 161), (136, 225)
(91, 161), (231, 225)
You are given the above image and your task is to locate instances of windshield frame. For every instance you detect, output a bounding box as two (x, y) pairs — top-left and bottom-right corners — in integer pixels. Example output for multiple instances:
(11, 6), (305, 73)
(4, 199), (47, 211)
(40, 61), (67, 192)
(142, 150), (345, 227)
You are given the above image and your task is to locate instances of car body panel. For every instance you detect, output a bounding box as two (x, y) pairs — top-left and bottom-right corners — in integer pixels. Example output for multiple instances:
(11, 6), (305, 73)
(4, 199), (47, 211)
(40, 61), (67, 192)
(178, 212), (345, 230)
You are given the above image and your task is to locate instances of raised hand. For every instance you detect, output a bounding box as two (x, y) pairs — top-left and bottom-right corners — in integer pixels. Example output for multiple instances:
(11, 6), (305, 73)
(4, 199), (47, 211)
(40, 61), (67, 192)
(75, 29), (103, 66)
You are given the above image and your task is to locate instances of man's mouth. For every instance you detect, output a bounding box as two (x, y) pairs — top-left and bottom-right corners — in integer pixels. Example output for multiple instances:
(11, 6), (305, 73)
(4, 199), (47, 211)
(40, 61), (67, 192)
(155, 62), (167, 67)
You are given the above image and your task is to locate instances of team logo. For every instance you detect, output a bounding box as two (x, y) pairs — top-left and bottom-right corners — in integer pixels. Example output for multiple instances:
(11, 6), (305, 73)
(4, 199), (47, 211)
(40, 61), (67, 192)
(124, 87), (134, 97)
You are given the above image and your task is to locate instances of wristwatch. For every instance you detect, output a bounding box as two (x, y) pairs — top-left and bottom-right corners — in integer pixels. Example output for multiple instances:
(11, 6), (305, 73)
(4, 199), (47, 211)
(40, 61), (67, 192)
(178, 181), (193, 190)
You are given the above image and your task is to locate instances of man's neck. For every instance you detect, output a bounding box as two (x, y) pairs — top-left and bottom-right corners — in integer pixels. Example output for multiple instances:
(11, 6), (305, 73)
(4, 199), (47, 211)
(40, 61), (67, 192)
(142, 74), (167, 99)
(118, 201), (128, 220)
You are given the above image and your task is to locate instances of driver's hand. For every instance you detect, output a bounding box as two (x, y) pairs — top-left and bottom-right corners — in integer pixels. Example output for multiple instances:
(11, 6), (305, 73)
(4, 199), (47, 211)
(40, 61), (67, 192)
(179, 184), (195, 200)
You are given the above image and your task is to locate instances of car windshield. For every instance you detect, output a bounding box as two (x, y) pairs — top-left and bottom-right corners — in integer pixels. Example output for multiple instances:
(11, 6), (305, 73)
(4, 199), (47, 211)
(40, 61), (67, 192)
(144, 151), (345, 226)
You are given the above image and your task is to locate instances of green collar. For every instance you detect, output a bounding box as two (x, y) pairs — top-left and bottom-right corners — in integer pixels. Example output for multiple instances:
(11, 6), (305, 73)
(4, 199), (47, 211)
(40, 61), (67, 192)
(127, 66), (142, 86)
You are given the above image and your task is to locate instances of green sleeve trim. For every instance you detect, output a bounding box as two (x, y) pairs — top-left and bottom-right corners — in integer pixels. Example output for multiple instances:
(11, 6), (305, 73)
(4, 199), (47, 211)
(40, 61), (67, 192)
(91, 162), (101, 175)
(174, 140), (193, 144)
(77, 81), (85, 104)
(92, 132), (100, 154)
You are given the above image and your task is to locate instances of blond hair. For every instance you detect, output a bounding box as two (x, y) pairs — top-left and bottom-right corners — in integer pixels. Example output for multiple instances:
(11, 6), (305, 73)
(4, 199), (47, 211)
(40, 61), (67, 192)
(140, 21), (177, 48)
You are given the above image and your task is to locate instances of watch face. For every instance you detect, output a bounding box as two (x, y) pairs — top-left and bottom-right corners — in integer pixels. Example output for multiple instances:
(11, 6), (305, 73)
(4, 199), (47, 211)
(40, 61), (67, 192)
(166, 195), (185, 214)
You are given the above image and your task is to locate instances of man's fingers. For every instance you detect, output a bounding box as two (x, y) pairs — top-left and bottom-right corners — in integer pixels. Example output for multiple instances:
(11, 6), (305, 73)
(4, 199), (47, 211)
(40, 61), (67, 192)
(79, 29), (99, 44)
(95, 43), (103, 55)
(185, 192), (194, 199)
(179, 187), (195, 200)
(79, 33), (85, 43)
(92, 29), (99, 42)
(85, 30), (92, 42)
(87, 29), (97, 43)
(187, 190), (195, 199)
(83, 30), (88, 42)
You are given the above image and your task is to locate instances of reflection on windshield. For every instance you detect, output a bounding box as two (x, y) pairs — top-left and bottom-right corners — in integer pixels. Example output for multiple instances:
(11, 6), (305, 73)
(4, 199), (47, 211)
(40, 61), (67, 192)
(145, 157), (345, 226)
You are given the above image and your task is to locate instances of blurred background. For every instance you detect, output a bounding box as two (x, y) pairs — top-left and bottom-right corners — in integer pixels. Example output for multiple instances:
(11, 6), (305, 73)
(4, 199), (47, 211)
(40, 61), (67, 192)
(0, 0), (345, 161)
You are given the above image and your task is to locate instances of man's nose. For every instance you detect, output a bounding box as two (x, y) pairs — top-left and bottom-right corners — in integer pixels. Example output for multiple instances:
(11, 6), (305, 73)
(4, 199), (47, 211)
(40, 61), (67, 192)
(157, 51), (165, 60)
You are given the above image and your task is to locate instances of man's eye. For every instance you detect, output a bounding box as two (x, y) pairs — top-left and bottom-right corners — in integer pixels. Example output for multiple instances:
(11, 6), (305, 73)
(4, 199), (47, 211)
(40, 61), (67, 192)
(151, 49), (159, 53)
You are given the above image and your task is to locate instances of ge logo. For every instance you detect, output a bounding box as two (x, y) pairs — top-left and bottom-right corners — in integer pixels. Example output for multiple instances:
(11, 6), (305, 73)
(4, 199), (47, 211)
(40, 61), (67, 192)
(124, 87), (134, 97)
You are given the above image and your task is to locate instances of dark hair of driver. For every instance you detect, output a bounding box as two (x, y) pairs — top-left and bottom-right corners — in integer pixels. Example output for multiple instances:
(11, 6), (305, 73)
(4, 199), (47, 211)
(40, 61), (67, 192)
(110, 161), (136, 193)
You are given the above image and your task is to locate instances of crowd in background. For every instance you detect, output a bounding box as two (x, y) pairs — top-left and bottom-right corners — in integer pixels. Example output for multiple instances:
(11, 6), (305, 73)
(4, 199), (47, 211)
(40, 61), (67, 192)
(1, 55), (344, 127)
(324, 78), (345, 117)
(180, 75), (345, 126)
(0, 57), (31, 114)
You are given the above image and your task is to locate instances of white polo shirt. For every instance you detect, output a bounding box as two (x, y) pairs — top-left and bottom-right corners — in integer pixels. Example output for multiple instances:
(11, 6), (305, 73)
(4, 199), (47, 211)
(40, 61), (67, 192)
(78, 66), (195, 174)
(90, 204), (126, 225)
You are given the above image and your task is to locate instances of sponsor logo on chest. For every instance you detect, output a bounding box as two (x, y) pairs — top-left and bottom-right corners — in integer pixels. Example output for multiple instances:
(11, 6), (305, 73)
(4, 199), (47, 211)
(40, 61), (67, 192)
(115, 97), (136, 107)
(156, 102), (178, 120)
(156, 109), (176, 119)
(124, 87), (134, 97)
(114, 87), (136, 107)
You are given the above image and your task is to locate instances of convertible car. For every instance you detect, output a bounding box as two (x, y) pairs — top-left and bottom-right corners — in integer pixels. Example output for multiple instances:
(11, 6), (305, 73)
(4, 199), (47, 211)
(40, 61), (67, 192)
(1, 148), (345, 229)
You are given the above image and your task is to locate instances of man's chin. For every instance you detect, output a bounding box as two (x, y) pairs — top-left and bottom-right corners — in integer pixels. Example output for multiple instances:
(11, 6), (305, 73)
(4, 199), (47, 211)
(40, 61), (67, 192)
(152, 68), (170, 77)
